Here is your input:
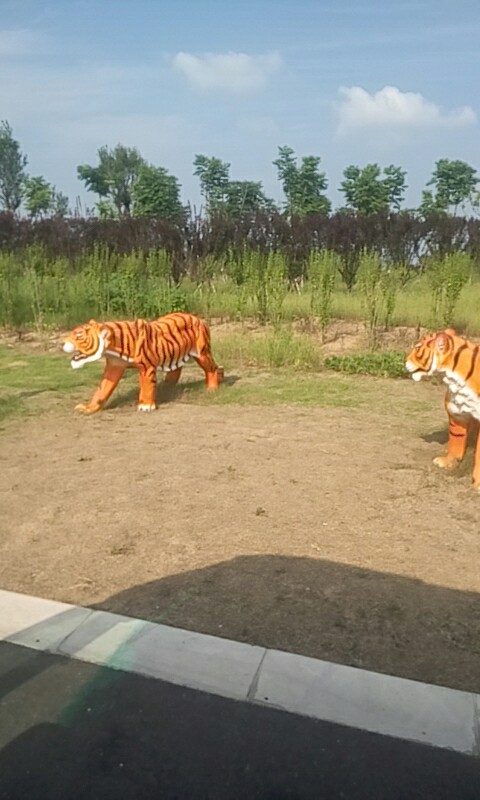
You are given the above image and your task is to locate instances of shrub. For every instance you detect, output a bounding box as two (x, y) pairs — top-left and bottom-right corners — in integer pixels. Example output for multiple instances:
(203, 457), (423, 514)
(324, 351), (406, 378)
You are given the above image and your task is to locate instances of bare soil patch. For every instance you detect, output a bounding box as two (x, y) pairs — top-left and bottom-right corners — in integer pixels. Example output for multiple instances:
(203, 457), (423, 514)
(1, 379), (479, 693)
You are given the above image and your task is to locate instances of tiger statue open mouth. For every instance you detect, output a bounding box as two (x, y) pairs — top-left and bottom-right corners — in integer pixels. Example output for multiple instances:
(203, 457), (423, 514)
(62, 313), (223, 414)
(63, 320), (106, 369)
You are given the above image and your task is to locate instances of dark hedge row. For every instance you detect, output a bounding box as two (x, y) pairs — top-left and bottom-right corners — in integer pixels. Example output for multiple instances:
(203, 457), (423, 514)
(1, 210), (479, 284)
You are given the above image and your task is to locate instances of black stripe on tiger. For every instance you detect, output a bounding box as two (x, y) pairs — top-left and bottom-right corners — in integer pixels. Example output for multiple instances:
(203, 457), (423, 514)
(452, 342), (468, 371)
(162, 319), (186, 364)
(465, 346), (479, 382)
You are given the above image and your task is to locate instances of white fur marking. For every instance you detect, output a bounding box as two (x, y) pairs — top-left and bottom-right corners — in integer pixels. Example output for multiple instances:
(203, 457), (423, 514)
(443, 369), (480, 422)
(105, 350), (134, 363)
(70, 332), (106, 370)
(63, 341), (75, 354)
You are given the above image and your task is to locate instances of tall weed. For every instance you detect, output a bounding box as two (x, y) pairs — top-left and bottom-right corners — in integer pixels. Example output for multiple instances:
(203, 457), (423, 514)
(307, 250), (339, 341)
(427, 253), (471, 328)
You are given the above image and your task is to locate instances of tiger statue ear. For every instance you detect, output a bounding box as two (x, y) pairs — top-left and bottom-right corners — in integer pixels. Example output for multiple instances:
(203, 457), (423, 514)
(88, 319), (97, 326)
(435, 331), (453, 354)
(444, 327), (457, 336)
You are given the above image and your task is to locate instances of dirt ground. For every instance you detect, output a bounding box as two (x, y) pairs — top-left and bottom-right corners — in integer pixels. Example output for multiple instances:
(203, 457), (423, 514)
(1, 372), (480, 694)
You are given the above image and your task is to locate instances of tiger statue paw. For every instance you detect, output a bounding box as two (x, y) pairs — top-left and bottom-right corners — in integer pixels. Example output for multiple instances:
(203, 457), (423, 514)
(433, 455), (461, 471)
(137, 403), (156, 412)
(75, 402), (102, 415)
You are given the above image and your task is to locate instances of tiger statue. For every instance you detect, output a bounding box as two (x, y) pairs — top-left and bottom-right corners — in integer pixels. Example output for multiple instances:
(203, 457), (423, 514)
(63, 312), (223, 414)
(405, 328), (480, 489)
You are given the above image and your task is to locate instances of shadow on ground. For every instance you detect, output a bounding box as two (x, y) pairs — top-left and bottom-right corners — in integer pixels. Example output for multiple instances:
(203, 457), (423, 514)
(107, 374), (240, 410)
(92, 554), (480, 694)
(421, 428), (449, 445)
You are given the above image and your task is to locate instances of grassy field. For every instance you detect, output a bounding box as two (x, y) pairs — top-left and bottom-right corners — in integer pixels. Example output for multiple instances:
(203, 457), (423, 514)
(0, 245), (477, 335)
(0, 330), (425, 427)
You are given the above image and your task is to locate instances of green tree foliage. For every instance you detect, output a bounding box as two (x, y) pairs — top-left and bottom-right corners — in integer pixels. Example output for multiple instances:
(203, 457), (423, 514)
(193, 154), (230, 214)
(224, 180), (276, 216)
(23, 176), (69, 219)
(132, 165), (185, 220)
(0, 121), (27, 212)
(77, 144), (145, 216)
(194, 156), (275, 217)
(273, 146), (330, 216)
(340, 163), (407, 214)
(420, 159), (478, 216)
(96, 199), (117, 219)
(23, 176), (53, 219)
(52, 191), (69, 218)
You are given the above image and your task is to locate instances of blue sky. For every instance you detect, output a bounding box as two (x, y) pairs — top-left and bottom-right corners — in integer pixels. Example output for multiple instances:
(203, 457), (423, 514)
(1, 0), (479, 212)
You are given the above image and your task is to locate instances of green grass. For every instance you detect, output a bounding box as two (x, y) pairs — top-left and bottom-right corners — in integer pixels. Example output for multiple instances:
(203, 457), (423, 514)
(0, 340), (432, 427)
(0, 347), (103, 424)
(3, 267), (480, 335)
(214, 329), (323, 370)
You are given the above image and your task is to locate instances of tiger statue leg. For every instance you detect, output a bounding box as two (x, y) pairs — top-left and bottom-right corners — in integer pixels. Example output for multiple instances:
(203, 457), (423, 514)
(194, 353), (224, 389)
(471, 421), (480, 490)
(433, 412), (469, 470)
(165, 367), (182, 385)
(193, 317), (224, 389)
(75, 362), (126, 415)
(137, 365), (157, 412)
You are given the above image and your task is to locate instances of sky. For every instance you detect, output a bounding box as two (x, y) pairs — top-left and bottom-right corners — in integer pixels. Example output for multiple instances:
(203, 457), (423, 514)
(1, 0), (479, 213)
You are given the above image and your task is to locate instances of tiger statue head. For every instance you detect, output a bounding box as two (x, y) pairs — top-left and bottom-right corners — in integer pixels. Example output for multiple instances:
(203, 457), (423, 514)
(63, 320), (108, 369)
(405, 328), (460, 382)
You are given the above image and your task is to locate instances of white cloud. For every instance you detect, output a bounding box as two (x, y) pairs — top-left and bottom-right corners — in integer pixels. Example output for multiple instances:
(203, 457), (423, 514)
(172, 51), (281, 92)
(0, 28), (45, 58)
(337, 85), (476, 133)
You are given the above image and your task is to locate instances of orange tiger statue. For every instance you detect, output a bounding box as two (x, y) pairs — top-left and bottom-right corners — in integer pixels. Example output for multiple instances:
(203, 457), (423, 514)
(63, 312), (223, 414)
(405, 328), (480, 489)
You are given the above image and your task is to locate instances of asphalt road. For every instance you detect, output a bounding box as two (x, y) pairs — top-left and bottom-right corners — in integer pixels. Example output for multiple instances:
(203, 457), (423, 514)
(0, 641), (478, 800)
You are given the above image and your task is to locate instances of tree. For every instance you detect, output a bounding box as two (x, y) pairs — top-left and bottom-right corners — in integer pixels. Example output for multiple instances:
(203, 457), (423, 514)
(418, 189), (440, 217)
(52, 190), (69, 218)
(224, 180), (276, 216)
(382, 165), (407, 212)
(339, 163), (407, 215)
(0, 121), (27, 212)
(273, 146), (330, 217)
(132, 164), (185, 220)
(273, 146), (297, 211)
(96, 199), (117, 219)
(23, 176), (69, 219)
(193, 154), (230, 214)
(23, 176), (53, 219)
(77, 144), (145, 216)
(421, 159), (478, 216)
